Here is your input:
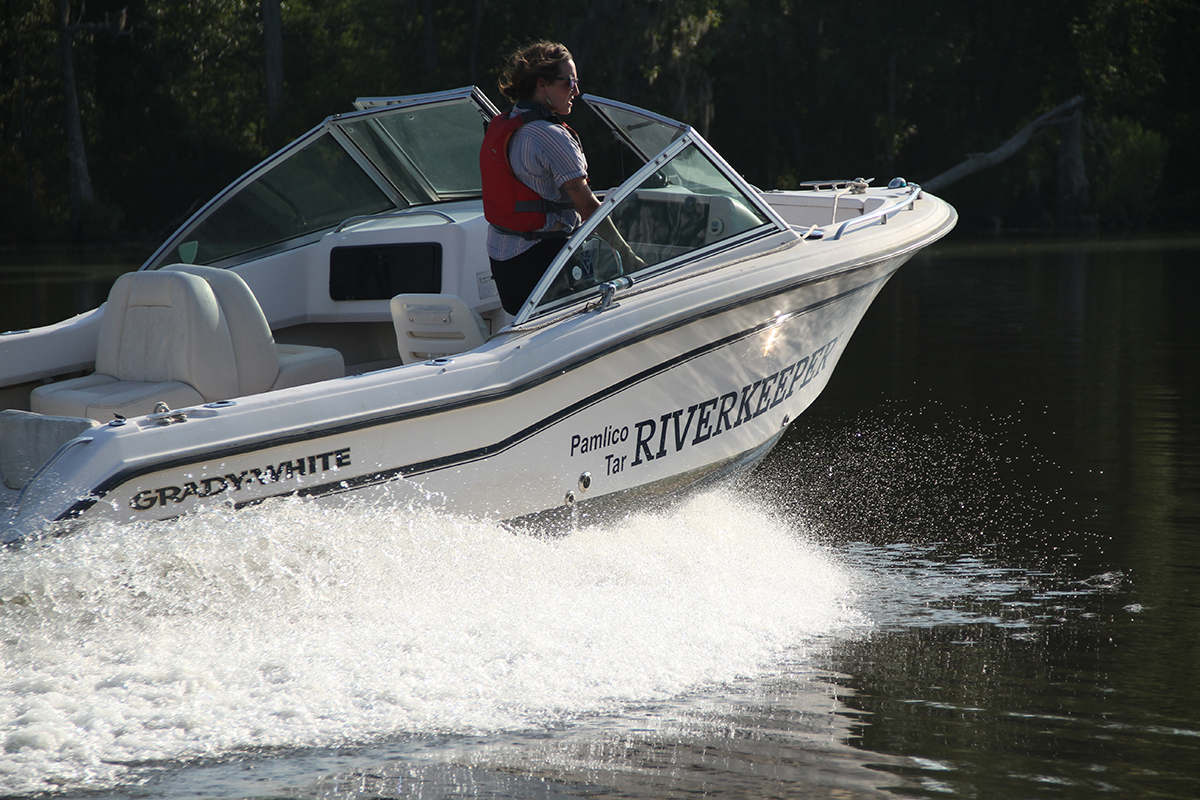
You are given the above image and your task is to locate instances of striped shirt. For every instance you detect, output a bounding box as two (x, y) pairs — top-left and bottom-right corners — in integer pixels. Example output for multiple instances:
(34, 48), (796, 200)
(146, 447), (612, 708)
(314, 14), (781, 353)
(486, 108), (588, 261)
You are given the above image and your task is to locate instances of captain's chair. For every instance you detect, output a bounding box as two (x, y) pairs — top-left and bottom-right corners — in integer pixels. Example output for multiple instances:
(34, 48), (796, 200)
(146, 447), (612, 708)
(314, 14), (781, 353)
(163, 265), (343, 391)
(390, 294), (488, 364)
(31, 267), (343, 422)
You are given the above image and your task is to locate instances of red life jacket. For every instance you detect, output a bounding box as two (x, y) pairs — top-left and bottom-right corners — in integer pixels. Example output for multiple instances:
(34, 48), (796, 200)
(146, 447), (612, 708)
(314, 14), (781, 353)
(480, 106), (577, 238)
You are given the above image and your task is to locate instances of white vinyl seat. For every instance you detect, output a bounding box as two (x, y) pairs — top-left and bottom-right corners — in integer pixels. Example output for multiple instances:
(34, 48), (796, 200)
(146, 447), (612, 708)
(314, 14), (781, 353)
(164, 265), (343, 391)
(31, 270), (234, 420)
(31, 266), (344, 422)
(390, 294), (488, 364)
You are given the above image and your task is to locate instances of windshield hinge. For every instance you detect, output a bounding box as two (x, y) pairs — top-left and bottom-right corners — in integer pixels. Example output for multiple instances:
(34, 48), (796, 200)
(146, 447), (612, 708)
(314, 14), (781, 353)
(596, 277), (633, 312)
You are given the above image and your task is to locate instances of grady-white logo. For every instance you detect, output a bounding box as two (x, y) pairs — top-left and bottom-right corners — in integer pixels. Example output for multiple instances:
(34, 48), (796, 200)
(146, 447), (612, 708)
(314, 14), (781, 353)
(130, 448), (351, 511)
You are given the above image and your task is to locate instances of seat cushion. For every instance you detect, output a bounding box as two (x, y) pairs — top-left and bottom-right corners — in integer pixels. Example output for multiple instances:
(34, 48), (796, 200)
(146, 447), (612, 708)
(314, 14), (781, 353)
(96, 270), (240, 401)
(163, 265), (281, 395)
(165, 265), (345, 393)
(30, 373), (204, 422)
(29, 270), (238, 422)
(390, 294), (488, 364)
(272, 344), (345, 390)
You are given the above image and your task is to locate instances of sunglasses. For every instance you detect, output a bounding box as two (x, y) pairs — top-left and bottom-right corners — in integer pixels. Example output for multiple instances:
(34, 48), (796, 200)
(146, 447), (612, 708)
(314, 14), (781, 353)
(548, 75), (579, 91)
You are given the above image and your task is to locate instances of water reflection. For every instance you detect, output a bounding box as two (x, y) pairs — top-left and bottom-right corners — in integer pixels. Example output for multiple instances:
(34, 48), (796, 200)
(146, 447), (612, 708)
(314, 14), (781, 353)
(0, 249), (145, 332)
(791, 235), (1200, 800)
(3, 236), (1199, 799)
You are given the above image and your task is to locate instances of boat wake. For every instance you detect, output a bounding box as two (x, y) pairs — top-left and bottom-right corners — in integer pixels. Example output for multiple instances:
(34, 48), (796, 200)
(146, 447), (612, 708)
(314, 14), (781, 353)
(0, 489), (861, 795)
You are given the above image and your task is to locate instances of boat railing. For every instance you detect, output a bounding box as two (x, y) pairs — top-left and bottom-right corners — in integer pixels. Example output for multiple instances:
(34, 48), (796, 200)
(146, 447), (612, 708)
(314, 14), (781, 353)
(829, 183), (922, 241)
(335, 208), (457, 233)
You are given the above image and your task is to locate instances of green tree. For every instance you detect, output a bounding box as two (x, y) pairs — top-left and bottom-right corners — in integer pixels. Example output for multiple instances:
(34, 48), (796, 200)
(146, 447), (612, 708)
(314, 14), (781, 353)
(1, 0), (60, 236)
(1, 0), (1196, 243)
(263, 0), (283, 147)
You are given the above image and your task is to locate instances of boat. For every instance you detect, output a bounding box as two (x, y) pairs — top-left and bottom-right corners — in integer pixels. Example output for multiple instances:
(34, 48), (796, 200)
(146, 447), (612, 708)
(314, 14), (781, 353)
(0, 87), (956, 543)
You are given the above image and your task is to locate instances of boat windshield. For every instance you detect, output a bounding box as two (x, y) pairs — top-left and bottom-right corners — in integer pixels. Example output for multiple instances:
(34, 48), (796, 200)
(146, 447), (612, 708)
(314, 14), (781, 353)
(150, 134), (396, 267)
(518, 135), (776, 322)
(582, 95), (688, 163)
(336, 97), (493, 203)
(145, 88), (497, 270)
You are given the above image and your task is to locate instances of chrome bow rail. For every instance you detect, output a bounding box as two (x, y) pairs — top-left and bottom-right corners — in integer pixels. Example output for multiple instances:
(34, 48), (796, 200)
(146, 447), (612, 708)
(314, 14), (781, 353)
(829, 183), (923, 241)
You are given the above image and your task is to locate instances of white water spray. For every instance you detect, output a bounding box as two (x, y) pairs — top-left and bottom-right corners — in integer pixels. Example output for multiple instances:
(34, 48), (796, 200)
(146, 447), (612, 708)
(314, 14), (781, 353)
(0, 489), (859, 795)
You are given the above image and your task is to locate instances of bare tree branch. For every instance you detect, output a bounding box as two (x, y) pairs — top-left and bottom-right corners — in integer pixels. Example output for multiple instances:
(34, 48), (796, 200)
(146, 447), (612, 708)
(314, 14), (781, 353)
(923, 95), (1085, 193)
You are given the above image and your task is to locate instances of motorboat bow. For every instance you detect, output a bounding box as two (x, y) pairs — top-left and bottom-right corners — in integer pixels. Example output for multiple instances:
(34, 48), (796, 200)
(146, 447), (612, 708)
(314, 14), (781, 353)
(1, 87), (956, 543)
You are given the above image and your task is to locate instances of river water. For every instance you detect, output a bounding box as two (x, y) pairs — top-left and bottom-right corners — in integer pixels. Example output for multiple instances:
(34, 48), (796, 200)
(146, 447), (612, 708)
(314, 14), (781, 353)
(1, 235), (1198, 799)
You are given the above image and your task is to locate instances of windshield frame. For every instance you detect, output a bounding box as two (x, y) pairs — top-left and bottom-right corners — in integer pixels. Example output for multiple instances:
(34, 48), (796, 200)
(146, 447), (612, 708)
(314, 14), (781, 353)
(511, 126), (791, 326)
(580, 94), (689, 163)
(143, 87), (498, 271)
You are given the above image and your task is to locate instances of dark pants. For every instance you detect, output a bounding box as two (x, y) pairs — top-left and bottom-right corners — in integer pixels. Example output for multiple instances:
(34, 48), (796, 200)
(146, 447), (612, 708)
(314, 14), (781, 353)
(490, 238), (568, 315)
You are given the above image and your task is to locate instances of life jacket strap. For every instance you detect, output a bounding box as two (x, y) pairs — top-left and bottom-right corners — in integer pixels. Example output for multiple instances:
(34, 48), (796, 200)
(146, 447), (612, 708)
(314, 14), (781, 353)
(490, 224), (571, 241)
(513, 198), (575, 214)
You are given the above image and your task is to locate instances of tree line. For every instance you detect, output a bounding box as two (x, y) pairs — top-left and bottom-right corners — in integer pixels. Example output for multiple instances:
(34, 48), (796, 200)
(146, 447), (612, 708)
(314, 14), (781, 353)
(1, 0), (1194, 246)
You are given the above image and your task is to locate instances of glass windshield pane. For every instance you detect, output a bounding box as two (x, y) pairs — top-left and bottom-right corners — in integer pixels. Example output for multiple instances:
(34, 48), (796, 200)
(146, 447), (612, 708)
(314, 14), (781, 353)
(339, 101), (487, 200)
(597, 105), (684, 161)
(530, 142), (771, 314)
(164, 134), (393, 266)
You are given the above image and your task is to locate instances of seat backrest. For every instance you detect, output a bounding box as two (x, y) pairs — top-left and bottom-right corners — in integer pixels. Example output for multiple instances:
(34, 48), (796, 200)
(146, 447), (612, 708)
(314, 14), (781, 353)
(390, 294), (488, 364)
(164, 264), (279, 395)
(96, 270), (241, 400)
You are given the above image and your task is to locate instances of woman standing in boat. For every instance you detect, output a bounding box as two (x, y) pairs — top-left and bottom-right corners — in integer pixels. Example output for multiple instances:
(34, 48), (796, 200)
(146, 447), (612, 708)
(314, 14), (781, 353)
(481, 41), (641, 314)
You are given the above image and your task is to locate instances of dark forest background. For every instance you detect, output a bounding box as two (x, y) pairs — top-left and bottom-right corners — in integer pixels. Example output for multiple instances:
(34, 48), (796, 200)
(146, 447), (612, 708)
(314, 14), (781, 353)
(2, 0), (1194, 247)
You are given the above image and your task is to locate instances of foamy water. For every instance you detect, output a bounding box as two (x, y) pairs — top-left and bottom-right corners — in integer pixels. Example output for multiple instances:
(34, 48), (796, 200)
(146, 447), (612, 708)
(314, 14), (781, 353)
(0, 489), (862, 795)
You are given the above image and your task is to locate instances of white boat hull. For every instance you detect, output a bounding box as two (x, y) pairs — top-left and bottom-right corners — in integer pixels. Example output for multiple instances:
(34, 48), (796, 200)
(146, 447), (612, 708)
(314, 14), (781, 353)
(6, 246), (912, 541)
(1, 88), (957, 543)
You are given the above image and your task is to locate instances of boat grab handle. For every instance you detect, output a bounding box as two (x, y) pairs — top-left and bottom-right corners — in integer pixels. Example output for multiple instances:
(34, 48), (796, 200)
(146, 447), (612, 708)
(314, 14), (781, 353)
(335, 209), (456, 233)
(829, 183), (922, 241)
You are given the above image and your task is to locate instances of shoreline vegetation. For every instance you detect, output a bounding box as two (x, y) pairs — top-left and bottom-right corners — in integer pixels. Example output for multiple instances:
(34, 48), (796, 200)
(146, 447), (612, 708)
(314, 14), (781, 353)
(2, 1), (1194, 248)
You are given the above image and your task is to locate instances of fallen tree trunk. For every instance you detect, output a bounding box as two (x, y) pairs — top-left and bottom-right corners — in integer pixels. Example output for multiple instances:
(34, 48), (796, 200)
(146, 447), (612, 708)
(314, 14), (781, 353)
(923, 95), (1085, 193)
